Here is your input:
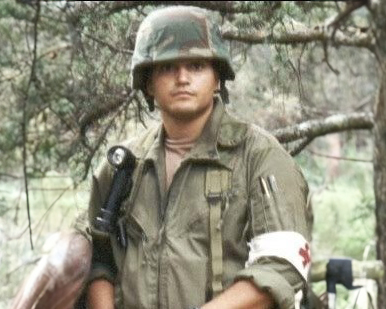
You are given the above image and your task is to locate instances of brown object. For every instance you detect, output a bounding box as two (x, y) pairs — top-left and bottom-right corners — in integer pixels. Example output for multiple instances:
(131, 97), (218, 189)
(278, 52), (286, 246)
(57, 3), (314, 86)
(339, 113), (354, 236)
(10, 231), (91, 309)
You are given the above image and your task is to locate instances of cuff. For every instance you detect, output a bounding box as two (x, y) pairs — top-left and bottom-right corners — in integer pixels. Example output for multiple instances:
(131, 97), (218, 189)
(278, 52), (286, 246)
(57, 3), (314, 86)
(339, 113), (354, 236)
(234, 260), (303, 309)
(88, 262), (116, 285)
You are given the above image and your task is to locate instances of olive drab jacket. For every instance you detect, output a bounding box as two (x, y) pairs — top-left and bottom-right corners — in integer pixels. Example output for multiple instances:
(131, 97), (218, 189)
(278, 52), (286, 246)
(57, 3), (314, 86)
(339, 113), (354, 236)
(87, 102), (311, 309)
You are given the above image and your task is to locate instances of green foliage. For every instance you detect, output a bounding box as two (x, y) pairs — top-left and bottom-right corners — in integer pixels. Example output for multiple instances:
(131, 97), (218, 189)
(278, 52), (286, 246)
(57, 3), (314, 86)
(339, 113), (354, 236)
(303, 135), (376, 307)
(0, 0), (147, 179)
(312, 183), (375, 259)
(0, 0), (32, 21)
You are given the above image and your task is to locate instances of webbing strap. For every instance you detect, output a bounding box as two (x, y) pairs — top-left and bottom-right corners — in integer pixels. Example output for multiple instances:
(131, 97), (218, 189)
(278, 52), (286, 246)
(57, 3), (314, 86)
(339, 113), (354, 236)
(126, 159), (145, 212)
(205, 168), (231, 297)
(125, 128), (155, 214)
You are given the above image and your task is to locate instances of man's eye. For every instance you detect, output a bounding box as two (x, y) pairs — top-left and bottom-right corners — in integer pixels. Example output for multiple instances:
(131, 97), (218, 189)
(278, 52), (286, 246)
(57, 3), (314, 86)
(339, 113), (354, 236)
(189, 61), (205, 71)
(159, 64), (174, 73)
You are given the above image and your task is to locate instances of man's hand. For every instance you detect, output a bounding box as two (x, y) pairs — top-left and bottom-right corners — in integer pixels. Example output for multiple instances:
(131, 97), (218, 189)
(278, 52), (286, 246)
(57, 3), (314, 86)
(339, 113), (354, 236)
(201, 280), (274, 309)
(87, 279), (115, 309)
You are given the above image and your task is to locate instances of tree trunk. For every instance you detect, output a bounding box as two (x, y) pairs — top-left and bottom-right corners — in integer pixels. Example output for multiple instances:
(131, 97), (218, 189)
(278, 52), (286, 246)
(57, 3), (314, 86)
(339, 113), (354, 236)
(373, 0), (386, 307)
(374, 69), (386, 308)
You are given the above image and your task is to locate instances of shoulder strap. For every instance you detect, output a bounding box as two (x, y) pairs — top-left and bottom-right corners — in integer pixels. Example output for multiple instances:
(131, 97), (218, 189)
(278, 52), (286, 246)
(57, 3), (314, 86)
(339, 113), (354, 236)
(124, 129), (156, 214)
(205, 168), (232, 297)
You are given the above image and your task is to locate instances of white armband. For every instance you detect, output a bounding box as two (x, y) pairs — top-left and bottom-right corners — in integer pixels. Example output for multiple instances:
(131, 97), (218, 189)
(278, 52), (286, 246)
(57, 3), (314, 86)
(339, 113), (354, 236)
(246, 231), (311, 281)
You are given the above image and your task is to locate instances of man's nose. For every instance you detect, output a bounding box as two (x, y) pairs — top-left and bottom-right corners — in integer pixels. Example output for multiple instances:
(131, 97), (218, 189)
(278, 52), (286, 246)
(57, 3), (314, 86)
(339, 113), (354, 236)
(175, 66), (190, 83)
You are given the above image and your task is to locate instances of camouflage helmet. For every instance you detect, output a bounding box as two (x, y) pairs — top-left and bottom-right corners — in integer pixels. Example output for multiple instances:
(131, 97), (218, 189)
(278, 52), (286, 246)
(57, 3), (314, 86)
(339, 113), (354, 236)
(131, 6), (235, 92)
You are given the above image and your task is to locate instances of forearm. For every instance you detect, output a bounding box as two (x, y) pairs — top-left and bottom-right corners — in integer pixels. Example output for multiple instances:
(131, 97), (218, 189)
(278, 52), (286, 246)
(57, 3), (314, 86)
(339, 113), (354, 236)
(202, 280), (274, 309)
(87, 279), (115, 309)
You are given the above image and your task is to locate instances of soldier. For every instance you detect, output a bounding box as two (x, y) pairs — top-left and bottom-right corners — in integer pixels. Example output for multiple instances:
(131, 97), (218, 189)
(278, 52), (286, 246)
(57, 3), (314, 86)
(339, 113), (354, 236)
(87, 5), (311, 309)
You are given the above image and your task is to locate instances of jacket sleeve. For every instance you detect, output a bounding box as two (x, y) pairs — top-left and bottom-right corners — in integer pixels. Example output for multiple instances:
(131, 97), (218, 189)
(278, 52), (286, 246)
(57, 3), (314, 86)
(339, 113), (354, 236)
(86, 160), (118, 284)
(234, 141), (312, 309)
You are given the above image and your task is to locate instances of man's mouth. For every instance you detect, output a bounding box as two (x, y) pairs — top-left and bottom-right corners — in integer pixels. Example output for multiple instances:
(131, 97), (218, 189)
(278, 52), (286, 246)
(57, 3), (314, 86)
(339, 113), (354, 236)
(172, 90), (194, 97)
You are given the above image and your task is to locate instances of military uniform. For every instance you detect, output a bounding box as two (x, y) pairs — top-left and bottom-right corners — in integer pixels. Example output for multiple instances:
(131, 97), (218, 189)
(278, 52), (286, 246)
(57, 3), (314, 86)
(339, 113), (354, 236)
(88, 102), (311, 309)
(87, 5), (312, 309)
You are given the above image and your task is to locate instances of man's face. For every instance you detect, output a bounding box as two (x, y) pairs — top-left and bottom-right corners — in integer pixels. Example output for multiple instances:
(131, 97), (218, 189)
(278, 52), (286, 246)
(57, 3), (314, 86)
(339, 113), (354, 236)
(147, 59), (219, 121)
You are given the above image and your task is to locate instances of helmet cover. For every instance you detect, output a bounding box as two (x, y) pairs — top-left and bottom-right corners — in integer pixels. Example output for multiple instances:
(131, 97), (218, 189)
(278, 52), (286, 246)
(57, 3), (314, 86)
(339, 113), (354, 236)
(131, 6), (235, 90)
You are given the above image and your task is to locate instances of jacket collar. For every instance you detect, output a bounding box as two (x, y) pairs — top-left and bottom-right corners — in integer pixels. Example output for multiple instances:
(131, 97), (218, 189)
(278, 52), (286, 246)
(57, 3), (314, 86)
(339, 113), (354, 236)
(133, 101), (248, 169)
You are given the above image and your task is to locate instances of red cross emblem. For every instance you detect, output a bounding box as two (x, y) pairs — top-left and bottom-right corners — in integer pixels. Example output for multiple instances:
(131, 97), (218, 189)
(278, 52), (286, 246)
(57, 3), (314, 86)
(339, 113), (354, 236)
(299, 244), (311, 267)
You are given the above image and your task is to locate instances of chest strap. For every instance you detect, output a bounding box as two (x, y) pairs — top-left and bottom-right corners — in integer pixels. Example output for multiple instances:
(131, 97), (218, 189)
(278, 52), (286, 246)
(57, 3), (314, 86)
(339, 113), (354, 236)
(205, 168), (232, 297)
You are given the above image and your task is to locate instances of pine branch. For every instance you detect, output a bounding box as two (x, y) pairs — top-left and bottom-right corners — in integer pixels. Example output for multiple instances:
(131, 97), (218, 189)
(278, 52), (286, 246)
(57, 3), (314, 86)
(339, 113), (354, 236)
(288, 137), (314, 157)
(80, 100), (130, 181)
(78, 91), (136, 137)
(222, 27), (374, 49)
(327, 1), (367, 29)
(83, 33), (133, 55)
(273, 112), (374, 144)
(106, 1), (262, 15)
(307, 149), (373, 163)
(0, 173), (20, 179)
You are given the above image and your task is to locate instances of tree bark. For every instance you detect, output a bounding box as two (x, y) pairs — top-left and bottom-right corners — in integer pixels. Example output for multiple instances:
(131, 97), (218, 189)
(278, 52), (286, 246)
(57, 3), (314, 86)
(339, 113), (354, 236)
(371, 0), (386, 306)
(273, 112), (373, 143)
(374, 69), (386, 308)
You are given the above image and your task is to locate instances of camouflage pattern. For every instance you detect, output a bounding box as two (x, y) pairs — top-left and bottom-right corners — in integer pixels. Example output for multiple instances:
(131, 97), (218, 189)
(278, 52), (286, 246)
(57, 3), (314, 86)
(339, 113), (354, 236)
(131, 6), (235, 90)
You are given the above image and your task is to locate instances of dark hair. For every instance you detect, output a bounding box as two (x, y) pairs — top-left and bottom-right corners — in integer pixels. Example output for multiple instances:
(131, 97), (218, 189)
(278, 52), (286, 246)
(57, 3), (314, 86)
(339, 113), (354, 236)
(138, 66), (155, 111)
